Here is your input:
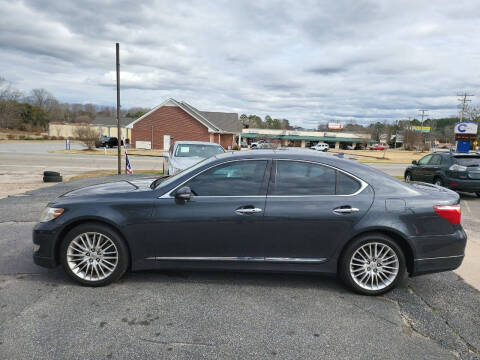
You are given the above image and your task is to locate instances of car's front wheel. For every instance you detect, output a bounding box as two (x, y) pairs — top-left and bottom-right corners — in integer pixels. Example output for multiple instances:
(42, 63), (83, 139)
(339, 233), (406, 295)
(60, 223), (129, 286)
(405, 172), (412, 182)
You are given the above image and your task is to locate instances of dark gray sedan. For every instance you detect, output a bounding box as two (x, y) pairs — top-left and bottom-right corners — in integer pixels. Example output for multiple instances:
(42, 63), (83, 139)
(33, 149), (466, 295)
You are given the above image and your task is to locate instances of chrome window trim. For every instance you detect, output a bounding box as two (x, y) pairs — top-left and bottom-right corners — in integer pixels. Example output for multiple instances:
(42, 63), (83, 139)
(159, 158), (271, 199)
(269, 159), (369, 197)
(159, 157), (370, 199)
(145, 256), (327, 263)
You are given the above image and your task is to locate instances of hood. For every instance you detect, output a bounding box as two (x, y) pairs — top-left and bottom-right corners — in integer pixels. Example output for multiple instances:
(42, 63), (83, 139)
(61, 178), (154, 198)
(171, 156), (205, 170)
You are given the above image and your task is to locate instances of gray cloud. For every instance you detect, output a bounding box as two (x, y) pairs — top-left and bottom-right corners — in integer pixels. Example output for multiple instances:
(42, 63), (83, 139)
(0, 0), (479, 126)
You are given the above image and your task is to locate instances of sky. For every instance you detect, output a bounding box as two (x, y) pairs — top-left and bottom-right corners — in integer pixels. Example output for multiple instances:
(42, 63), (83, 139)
(1, 0), (479, 128)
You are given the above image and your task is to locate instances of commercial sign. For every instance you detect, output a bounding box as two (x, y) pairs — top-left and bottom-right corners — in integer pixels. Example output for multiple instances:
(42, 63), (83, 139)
(455, 122), (478, 141)
(328, 122), (343, 130)
(411, 126), (430, 133)
(454, 121), (478, 134)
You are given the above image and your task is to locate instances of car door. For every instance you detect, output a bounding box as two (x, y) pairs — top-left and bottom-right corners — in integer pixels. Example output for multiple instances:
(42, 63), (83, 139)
(151, 159), (271, 260)
(262, 160), (374, 261)
(423, 154), (442, 183)
(413, 154), (433, 181)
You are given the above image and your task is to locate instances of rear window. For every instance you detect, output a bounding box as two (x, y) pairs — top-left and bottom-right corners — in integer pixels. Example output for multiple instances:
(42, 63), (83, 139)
(454, 156), (480, 167)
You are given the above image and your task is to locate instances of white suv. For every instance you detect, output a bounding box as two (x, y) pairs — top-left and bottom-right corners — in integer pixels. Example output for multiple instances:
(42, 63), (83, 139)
(311, 142), (329, 152)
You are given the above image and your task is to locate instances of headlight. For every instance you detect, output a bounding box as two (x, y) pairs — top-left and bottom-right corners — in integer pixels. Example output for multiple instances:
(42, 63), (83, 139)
(449, 164), (467, 171)
(39, 207), (64, 222)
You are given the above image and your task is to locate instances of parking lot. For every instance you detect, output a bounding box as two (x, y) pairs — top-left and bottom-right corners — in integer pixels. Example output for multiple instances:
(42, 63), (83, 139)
(0, 142), (479, 359)
(0, 176), (479, 359)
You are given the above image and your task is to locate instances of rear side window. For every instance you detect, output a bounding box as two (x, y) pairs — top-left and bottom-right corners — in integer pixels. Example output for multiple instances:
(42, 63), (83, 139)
(270, 161), (361, 196)
(454, 156), (480, 167)
(336, 171), (361, 195)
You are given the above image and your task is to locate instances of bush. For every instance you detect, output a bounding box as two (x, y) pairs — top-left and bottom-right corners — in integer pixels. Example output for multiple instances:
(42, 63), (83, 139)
(72, 126), (100, 150)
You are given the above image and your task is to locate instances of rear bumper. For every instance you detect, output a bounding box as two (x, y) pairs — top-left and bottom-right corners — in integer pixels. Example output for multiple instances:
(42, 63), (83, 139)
(444, 177), (480, 192)
(412, 255), (464, 276)
(411, 228), (467, 276)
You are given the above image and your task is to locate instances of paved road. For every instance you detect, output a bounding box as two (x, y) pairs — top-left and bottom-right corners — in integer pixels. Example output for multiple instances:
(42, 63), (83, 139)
(0, 177), (479, 360)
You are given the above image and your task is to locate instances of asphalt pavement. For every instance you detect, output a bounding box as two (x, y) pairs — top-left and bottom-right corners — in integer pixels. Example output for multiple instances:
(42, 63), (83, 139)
(0, 176), (479, 360)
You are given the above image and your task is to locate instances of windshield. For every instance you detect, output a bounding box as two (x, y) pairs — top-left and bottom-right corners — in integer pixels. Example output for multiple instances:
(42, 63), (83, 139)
(454, 156), (480, 167)
(153, 156), (217, 189)
(174, 144), (224, 158)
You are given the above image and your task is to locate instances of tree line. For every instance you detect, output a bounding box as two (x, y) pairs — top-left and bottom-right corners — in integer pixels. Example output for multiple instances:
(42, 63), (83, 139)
(0, 77), (148, 132)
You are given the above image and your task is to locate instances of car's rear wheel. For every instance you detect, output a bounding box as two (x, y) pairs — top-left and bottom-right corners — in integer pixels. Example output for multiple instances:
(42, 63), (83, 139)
(339, 233), (406, 295)
(433, 177), (443, 187)
(405, 172), (412, 182)
(60, 223), (129, 286)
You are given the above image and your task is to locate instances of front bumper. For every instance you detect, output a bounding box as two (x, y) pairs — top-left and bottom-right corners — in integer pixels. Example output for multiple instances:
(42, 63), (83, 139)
(33, 223), (59, 268)
(411, 228), (467, 276)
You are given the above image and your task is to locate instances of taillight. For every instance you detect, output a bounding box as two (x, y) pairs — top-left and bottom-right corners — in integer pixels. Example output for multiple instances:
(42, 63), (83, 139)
(433, 204), (461, 225)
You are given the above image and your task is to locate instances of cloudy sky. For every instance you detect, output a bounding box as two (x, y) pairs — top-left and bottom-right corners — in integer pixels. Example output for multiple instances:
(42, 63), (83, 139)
(1, 0), (479, 127)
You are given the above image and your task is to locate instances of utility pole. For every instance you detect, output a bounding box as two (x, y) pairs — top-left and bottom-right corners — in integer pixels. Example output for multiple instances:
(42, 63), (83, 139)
(418, 109), (429, 150)
(457, 92), (474, 121)
(116, 43), (121, 175)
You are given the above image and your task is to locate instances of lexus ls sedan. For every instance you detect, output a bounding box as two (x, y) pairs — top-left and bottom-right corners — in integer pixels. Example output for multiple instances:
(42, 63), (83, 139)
(33, 149), (466, 295)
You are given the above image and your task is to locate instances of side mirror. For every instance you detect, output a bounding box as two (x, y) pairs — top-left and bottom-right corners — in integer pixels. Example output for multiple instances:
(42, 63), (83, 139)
(175, 186), (192, 201)
(412, 160), (417, 165)
(163, 152), (170, 158)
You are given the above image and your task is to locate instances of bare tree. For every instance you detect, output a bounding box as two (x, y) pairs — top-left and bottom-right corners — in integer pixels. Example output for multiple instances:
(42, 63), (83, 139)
(73, 125), (99, 150)
(0, 77), (23, 128)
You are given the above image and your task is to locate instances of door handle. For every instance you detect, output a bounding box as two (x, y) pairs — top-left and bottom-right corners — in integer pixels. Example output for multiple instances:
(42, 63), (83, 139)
(235, 208), (263, 215)
(333, 207), (360, 214)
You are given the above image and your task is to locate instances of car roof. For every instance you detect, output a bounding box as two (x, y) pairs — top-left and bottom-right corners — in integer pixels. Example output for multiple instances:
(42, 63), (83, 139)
(174, 141), (222, 146)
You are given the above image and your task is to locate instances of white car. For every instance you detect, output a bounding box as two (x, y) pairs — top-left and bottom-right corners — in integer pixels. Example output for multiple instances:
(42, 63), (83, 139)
(163, 141), (225, 175)
(311, 142), (329, 152)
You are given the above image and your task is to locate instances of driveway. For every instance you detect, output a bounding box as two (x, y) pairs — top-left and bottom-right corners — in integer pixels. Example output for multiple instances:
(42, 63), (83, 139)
(0, 177), (478, 360)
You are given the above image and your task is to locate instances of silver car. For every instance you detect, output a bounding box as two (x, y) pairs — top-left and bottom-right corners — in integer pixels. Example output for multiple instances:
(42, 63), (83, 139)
(164, 141), (225, 175)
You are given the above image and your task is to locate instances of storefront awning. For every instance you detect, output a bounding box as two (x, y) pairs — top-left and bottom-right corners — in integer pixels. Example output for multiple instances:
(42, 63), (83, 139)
(241, 133), (374, 143)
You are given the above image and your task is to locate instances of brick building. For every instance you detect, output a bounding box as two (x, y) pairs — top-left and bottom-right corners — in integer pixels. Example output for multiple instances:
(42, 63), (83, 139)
(127, 98), (241, 150)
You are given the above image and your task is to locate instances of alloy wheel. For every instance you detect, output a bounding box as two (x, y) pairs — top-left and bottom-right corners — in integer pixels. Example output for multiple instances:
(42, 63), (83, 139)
(349, 242), (399, 291)
(66, 232), (119, 281)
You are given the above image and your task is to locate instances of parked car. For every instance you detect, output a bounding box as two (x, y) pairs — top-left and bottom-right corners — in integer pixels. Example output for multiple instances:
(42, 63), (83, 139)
(240, 141), (248, 148)
(95, 136), (123, 148)
(311, 142), (329, 152)
(405, 151), (480, 196)
(251, 140), (267, 149)
(253, 142), (277, 149)
(33, 149), (466, 295)
(369, 144), (388, 151)
(163, 141), (225, 175)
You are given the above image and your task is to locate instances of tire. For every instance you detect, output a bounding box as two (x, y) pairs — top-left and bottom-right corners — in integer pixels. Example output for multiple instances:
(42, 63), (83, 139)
(60, 223), (129, 287)
(339, 233), (406, 295)
(43, 175), (63, 183)
(433, 177), (443, 187)
(405, 172), (412, 182)
(43, 171), (60, 177)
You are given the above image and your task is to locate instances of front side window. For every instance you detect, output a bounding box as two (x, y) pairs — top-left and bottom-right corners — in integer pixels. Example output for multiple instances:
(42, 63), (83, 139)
(418, 154), (433, 165)
(174, 144), (224, 158)
(430, 155), (443, 165)
(184, 160), (268, 196)
(270, 161), (361, 196)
